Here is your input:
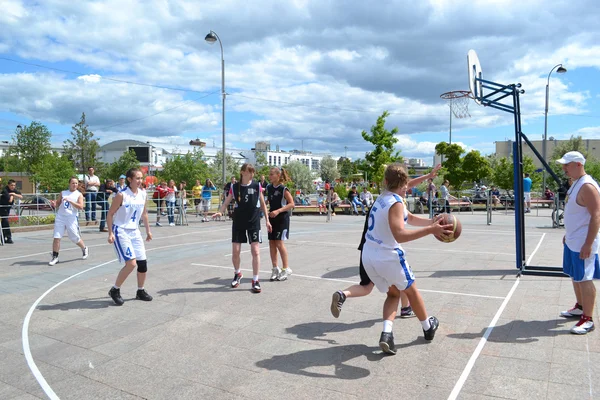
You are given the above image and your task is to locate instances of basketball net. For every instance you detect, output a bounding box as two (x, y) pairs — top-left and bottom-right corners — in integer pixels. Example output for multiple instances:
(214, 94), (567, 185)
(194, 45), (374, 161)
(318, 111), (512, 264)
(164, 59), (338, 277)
(440, 90), (472, 119)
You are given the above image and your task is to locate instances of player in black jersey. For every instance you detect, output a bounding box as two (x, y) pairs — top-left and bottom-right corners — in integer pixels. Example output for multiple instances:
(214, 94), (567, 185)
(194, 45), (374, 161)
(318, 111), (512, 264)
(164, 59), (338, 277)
(213, 163), (272, 293)
(265, 167), (295, 281)
(330, 165), (441, 318)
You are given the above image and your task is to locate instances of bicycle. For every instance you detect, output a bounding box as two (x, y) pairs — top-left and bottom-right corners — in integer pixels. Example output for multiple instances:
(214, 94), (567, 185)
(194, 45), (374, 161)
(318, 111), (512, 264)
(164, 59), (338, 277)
(551, 200), (564, 228)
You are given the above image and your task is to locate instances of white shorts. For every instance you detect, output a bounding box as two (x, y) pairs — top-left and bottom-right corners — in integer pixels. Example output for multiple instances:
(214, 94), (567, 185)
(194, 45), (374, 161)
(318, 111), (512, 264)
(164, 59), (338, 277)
(112, 226), (146, 263)
(361, 246), (415, 293)
(201, 198), (211, 212)
(524, 192), (531, 202)
(53, 217), (81, 243)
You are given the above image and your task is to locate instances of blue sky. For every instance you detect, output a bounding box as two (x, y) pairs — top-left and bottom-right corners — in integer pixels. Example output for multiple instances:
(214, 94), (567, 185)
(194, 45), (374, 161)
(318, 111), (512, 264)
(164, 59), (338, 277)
(2, 0), (600, 164)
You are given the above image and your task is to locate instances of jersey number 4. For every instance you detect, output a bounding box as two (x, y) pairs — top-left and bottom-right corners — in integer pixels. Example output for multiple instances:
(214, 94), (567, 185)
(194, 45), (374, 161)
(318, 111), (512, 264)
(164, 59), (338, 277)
(131, 210), (137, 222)
(125, 247), (133, 257)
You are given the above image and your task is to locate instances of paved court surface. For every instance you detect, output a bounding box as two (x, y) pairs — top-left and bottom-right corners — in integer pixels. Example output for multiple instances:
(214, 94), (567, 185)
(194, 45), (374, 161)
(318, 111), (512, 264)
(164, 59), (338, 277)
(0, 209), (598, 399)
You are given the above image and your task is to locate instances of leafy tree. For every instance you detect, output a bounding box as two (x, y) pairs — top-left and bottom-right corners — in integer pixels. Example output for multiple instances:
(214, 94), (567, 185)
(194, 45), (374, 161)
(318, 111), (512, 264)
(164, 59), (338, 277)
(32, 152), (77, 193)
(284, 161), (313, 193)
(8, 122), (52, 173)
(63, 113), (101, 174)
(254, 151), (270, 178)
(491, 155), (540, 192)
(547, 135), (599, 190)
(435, 142), (465, 187)
(361, 111), (403, 191)
(209, 151), (241, 186)
(320, 156), (340, 183)
(105, 150), (141, 181)
(338, 157), (356, 180)
(461, 150), (492, 186)
(159, 150), (209, 185)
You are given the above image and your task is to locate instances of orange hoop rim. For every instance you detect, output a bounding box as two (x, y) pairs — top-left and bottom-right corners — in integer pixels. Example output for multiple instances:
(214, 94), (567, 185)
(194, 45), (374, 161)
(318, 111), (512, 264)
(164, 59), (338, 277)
(440, 90), (473, 100)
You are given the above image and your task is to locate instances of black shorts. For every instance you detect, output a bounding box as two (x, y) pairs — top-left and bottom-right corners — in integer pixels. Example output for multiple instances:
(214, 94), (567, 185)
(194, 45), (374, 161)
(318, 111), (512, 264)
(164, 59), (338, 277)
(232, 228), (262, 244)
(194, 199), (202, 206)
(268, 217), (290, 241)
(359, 251), (372, 286)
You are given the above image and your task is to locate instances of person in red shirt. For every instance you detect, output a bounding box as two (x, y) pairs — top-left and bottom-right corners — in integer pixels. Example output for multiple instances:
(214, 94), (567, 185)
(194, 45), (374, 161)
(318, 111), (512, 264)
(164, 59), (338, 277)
(153, 181), (168, 226)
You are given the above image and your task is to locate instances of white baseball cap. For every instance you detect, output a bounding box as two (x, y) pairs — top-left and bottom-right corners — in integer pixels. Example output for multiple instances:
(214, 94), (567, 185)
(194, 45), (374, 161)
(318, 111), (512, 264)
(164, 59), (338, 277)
(556, 151), (586, 165)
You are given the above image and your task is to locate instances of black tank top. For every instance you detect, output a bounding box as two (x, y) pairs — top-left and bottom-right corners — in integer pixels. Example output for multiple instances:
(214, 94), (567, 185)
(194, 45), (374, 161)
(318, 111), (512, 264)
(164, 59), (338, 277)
(231, 180), (261, 229)
(266, 184), (290, 222)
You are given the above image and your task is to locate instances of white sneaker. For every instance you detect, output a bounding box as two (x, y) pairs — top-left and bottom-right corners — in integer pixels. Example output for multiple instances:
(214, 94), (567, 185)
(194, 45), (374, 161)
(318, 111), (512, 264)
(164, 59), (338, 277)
(270, 267), (281, 281)
(560, 304), (584, 318)
(49, 256), (59, 266)
(82, 247), (89, 260)
(156, 222), (161, 227)
(277, 267), (293, 281)
(169, 223), (175, 226)
(570, 317), (595, 334)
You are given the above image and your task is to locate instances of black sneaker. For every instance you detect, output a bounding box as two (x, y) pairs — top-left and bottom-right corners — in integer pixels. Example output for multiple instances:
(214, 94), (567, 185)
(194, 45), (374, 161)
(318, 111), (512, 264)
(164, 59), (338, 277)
(231, 272), (243, 288)
(330, 290), (346, 318)
(136, 289), (153, 302)
(252, 280), (262, 293)
(5, 239), (13, 244)
(400, 306), (416, 318)
(109, 287), (124, 306)
(423, 316), (439, 341)
(379, 332), (397, 355)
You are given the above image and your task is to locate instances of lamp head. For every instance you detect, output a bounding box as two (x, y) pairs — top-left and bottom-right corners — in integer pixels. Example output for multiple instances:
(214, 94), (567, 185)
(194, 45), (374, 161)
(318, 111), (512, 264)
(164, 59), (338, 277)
(205, 32), (217, 44)
(557, 66), (567, 74)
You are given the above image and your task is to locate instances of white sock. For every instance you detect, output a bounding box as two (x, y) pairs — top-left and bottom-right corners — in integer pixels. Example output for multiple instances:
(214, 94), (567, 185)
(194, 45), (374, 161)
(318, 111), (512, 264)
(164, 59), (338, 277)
(253, 275), (259, 281)
(113, 285), (120, 289)
(383, 320), (393, 333)
(420, 318), (431, 331)
(138, 287), (144, 291)
(234, 269), (241, 274)
(273, 265), (279, 270)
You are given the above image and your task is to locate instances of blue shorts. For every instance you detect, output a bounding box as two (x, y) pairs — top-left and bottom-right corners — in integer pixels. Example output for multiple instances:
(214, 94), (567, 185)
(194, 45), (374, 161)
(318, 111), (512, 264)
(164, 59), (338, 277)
(563, 243), (600, 282)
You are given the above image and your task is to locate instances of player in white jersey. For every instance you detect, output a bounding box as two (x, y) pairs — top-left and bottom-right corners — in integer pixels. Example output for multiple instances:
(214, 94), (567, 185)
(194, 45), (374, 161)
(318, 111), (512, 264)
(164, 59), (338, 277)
(49, 177), (89, 266)
(556, 151), (600, 334)
(362, 163), (452, 354)
(107, 168), (153, 306)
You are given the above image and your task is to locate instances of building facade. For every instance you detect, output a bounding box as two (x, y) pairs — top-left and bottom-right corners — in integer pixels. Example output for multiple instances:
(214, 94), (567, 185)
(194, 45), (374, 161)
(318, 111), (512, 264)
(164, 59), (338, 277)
(494, 138), (600, 167)
(245, 141), (332, 172)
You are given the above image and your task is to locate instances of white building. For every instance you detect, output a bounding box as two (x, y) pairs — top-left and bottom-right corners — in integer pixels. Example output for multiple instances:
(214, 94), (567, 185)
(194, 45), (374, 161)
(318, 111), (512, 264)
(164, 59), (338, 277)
(98, 139), (247, 172)
(244, 141), (332, 172)
(0, 141), (63, 157)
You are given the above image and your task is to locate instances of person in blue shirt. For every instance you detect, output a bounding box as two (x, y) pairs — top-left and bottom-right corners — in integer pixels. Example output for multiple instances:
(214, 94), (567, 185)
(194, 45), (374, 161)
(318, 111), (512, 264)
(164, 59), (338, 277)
(523, 173), (533, 213)
(201, 179), (217, 222)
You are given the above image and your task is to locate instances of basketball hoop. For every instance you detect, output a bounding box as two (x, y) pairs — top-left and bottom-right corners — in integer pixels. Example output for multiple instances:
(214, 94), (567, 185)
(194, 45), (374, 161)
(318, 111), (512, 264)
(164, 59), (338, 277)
(440, 90), (473, 119)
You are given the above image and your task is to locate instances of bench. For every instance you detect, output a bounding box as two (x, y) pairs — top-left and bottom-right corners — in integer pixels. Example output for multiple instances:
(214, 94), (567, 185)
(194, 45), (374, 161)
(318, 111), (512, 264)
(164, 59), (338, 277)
(291, 203), (352, 215)
(530, 198), (554, 208)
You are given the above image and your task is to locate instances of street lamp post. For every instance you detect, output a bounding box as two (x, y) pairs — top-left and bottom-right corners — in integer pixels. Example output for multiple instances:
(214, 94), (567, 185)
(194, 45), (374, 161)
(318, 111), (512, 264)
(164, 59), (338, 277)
(543, 64), (567, 191)
(205, 30), (226, 186)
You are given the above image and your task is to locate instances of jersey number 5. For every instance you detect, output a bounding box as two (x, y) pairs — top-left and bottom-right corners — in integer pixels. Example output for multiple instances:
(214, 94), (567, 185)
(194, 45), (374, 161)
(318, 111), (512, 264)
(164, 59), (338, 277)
(368, 207), (377, 231)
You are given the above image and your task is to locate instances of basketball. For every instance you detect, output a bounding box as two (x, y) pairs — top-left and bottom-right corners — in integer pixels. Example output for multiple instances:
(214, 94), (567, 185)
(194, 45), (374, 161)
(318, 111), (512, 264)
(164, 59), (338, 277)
(434, 213), (462, 243)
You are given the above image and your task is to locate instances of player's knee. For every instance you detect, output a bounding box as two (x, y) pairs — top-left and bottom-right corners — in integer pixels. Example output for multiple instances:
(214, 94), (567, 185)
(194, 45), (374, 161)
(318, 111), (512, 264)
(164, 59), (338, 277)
(137, 259), (148, 273)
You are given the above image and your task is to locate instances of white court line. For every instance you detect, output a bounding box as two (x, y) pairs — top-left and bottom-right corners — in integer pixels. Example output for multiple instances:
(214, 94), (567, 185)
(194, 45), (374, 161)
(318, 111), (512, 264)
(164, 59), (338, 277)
(191, 263), (505, 299)
(21, 235), (231, 400)
(447, 232), (546, 400)
(0, 227), (231, 262)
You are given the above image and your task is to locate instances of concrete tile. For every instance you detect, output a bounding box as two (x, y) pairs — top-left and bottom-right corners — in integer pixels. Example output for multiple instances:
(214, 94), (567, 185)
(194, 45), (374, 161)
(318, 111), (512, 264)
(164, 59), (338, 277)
(0, 380), (29, 400)
(492, 357), (551, 382)
(483, 375), (548, 399)
(547, 381), (594, 400)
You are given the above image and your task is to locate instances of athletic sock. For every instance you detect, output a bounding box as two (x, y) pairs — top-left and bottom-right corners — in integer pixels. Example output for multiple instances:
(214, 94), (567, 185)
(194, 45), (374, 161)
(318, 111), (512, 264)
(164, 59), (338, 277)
(234, 269), (241, 275)
(113, 285), (120, 290)
(52, 251), (59, 257)
(420, 318), (431, 331)
(253, 275), (259, 281)
(383, 320), (393, 333)
(138, 287), (144, 291)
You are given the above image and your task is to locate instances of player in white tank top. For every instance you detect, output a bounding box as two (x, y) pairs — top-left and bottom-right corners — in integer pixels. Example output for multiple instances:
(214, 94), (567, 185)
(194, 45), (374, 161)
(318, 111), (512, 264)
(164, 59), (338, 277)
(361, 163), (453, 354)
(556, 151), (600, 334)
(107, 169), (153, 306)
(49, 177), (88, 266)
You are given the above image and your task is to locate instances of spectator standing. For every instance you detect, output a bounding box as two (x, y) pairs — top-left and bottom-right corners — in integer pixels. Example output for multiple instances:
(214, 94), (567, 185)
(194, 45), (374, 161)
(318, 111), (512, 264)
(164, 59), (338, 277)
(440, 180), (451, 213)
(523, 173), (532, 213)
(84, 166), (100, 225)
(192, 179), (202, 217)
(201, 179), (217, 222)
(153, 181), (168, 226)
(165, 180), (177, 226)
(0, 179), (23, 244)
(98, 179), (117, 232)
(556, 151), (600, 334)
(116, 175), (127, 192)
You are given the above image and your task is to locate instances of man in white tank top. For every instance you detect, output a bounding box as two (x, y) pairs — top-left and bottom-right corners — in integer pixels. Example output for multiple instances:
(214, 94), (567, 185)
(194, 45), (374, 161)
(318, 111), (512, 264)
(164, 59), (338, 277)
(556, 151), (600, 334)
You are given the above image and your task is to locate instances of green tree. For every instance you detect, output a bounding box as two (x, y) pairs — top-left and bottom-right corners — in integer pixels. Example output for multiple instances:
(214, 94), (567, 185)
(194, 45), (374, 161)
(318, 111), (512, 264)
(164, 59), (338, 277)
(159, 150), (209, 185)
(435, 142), (465, 187)
(320, 156), (340, 182)
(461, 150), (492, 185)
(8, 122), (52, 173)
(32, 152), (77, 193)
(63, 113), (101, 174)
(361, 111), (402, 191)
(547, 135), (593, 190)
(105, 150), (141, 181)
(284, 161), (313, 193)
(209, 151), (241, 186)
(492, 157), (514, 192)
(254, 151), (270, 178)
(338, 157), (356, 180)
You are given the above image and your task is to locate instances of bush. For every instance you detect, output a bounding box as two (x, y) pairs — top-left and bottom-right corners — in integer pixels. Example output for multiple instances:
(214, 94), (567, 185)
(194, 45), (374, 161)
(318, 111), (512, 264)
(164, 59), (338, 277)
(9, 214), (56, 226)
(334, 184), (348, 199)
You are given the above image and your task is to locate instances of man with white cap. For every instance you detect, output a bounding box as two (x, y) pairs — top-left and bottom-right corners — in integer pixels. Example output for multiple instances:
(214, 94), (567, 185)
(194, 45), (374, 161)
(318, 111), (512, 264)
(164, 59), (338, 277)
(556, 151), (600, 334)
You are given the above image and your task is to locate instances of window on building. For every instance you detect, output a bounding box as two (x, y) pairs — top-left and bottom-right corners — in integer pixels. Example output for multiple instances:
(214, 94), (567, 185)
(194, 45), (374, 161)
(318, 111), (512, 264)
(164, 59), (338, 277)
(312, 159), (319, 170)
(269, 155), (272, 165)
(278, 156), (281, 165)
